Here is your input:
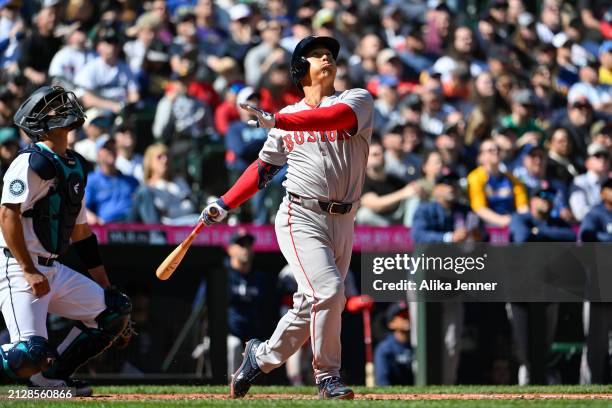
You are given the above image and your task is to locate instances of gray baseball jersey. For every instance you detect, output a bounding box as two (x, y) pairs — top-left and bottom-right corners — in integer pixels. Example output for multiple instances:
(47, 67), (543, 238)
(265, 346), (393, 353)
(259, 88), (374, 203)
(253, 88), (374, 383)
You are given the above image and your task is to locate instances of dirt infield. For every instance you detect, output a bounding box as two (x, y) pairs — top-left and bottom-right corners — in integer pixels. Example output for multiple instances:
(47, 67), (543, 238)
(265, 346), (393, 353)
(84, 393), (612, 401)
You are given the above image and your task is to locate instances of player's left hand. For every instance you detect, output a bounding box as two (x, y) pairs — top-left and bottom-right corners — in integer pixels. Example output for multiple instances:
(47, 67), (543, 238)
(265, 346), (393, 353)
(24, 268), (50, 297)
(239, 103), (275, 128)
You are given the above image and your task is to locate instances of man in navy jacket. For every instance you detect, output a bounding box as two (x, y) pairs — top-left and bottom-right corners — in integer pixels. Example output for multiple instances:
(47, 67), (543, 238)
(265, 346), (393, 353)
(579, 178), (612, 384)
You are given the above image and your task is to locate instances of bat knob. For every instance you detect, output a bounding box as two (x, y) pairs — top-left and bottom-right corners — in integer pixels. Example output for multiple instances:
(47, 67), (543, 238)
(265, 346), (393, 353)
(208, 206), (219, 217)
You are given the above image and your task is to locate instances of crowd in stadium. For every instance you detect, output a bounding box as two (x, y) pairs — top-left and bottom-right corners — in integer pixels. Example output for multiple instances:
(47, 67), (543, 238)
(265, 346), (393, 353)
(0, 0), (611, 386)
(0, 0), (609, 227)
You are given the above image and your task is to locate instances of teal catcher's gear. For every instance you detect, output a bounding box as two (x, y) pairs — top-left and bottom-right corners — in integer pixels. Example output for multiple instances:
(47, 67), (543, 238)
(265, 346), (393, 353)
(21, 143), (87, 255)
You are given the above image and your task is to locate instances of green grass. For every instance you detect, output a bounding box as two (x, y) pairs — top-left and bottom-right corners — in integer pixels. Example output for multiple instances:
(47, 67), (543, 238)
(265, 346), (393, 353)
(1, 385), (611, 408)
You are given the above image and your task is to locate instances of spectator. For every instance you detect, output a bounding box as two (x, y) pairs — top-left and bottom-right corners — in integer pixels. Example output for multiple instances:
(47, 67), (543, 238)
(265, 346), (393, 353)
(579, 180), (612, 387)
(348, 33), (382, 88)
(214, 82), (244, 136)
(74, 24), (140, 113)
(226, 87), (285, 224)
(73, 108), (113, 164)
(509, 186), (576, 242)
(0, 0), (23, 70)
(419, 77), (456, 137)
(501, 89), (545, 140)
(568, 63), (612, 112)
(131, 143), (199, 225)
(48, 26), (95, 84)
(18, 0), (61, 85)
(258, 62), (301, 114)
(193, 0), (229, 57)
(280, 17), (312, 55)
(225, 229), (277, 377)
(85, 139), (139, 224)
(381, 125), (408, 181)
(374, 302), (414, 386)
(114, 124), (144, 182)
(373, 77), (401, 132)
(124, 12), (162, 75)
(433, 26), (486, 80)
(401, 121), (426, 182)
(224, 3), (256, 63)
(357, 140), (420, 226)
(545, 126), (583, 186)
(508, 188), (575, 385)
(398, 24), (436, 76)
(244, 19), (289, 87)
(152, 70), (212, 157)
(404, 150), (445, 226)
(552, 94), (600, 161)
(514, 145), (572, 221)
(0, 126), (19, 190)
(411, 173), (480, 384)
(468, 139), (529, 227)
(570, 143), (610, 221)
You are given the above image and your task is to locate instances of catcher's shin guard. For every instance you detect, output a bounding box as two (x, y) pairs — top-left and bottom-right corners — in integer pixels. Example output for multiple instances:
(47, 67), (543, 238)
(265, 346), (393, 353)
(0, 337), (56, 382)
(43, 289), (132, 380)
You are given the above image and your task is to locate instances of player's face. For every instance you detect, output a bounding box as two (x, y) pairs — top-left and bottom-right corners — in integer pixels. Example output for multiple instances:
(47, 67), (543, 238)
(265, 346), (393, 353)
(305, 46), (337, 85)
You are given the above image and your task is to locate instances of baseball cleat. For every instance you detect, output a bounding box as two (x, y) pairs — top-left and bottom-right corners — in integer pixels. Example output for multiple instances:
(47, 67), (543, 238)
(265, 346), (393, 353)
(29, 373), (93, 397)
(230, 339), (263, 399)
(318, 376), (354, 399)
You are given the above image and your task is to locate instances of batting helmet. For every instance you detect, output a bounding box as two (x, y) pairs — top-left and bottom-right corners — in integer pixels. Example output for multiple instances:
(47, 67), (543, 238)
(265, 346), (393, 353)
(290, 36), (340, 88)
(14, 86), (86, 141)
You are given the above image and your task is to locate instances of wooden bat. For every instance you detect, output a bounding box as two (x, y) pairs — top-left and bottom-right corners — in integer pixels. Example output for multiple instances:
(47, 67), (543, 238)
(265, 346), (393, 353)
(155, 208), (218, 280)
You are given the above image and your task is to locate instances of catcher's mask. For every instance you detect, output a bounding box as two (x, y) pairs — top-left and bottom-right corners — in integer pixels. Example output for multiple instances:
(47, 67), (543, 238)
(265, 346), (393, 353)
(14, 85), (86, 141)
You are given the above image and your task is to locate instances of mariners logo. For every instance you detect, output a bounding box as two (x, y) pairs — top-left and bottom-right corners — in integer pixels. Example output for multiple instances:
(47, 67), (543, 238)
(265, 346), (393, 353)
(9, 179), (25, 196)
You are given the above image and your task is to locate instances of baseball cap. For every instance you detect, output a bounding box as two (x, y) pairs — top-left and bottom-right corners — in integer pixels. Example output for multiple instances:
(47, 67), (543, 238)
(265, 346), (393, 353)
(511, 89), (536, 105)
(236, 86), (259, 106)
(525, 144), (545, 157)
(229, 229), (255, 246)
(400, 93), (422, 110)
(587, 142), (609, 157)
(42, 0), (61, 8)
(229, 3), (251, 21)
(434, 172), (460, 186)
(377, 48), (400, 66)
(386, 302), (409, 324)
(84, 108), (113, 127)
(126, 12), (161, 37)
(0, 127), (18, 145)
(533, 186), (556, 201)
(96, 25), (120, 44)
(600, 41), (612, 55)
(173, 7), (196, 24)
(313, 9), (335, 29)
(517, 12), (535, 27)
(377, 75), (399, 88)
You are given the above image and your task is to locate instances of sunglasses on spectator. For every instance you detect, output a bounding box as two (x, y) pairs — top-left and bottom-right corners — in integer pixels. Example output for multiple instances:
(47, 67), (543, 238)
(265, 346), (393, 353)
(572, 102), (591, 109)
(593, 152), (610, 159)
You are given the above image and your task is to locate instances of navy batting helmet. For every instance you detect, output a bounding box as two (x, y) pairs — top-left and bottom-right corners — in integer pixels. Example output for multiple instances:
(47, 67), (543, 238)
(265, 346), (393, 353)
(14, 86), (85, 141)
(290, 36), (340, 88)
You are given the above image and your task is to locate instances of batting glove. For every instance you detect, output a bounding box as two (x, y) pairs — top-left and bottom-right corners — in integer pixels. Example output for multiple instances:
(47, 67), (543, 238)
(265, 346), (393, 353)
(200, 198), (229, 225)
(239, 103), (275, 128)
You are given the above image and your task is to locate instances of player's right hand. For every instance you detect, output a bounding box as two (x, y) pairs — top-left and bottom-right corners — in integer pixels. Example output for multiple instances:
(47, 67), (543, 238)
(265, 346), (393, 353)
(23, 269), (50, 297)
(199, 199), (229, 225)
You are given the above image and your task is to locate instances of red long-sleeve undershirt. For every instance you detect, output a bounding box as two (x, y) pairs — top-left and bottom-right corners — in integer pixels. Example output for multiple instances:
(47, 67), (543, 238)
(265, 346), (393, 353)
(274, 102), (357, 131)
(221, 103), (358, 209)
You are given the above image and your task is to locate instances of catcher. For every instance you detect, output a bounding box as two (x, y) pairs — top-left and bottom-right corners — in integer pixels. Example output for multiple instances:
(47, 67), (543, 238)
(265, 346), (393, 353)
(0, 86), (132, 396)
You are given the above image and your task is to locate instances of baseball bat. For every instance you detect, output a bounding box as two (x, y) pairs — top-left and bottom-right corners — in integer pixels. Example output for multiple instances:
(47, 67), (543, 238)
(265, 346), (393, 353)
(155, 208), (218, 280)
(363, 308), (375, 387)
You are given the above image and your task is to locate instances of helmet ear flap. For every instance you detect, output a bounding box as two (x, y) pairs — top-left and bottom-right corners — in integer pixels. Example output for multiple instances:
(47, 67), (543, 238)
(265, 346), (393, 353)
(291, 56), (310, 88)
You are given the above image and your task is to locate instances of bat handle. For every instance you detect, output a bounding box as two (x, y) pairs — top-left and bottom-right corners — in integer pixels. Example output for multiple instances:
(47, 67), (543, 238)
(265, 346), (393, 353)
(208, 206), (219, 217)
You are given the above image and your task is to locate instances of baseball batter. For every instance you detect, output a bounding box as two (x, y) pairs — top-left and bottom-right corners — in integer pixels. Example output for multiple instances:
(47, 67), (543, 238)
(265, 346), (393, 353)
(0, 86), (132, 395)
(201, 36), (374, 399)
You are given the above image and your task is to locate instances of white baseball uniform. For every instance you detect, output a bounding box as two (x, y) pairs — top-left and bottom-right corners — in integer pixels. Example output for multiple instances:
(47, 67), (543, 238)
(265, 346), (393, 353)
(254, 88), (374, 383)
(0, 152), (106, 347)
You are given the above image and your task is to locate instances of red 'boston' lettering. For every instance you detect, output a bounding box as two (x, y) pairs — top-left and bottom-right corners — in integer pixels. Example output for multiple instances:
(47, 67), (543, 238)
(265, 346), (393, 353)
(328, 130), (337, 142)
(294, 131), (304, 145)
(320, 131), (327, 142)
(306, 132), (316, 142)
(283, 134), (294, 152)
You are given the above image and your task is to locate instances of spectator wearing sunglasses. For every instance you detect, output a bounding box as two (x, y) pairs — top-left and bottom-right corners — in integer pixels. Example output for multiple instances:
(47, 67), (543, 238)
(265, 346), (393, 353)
(570, 142), (611, 221)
